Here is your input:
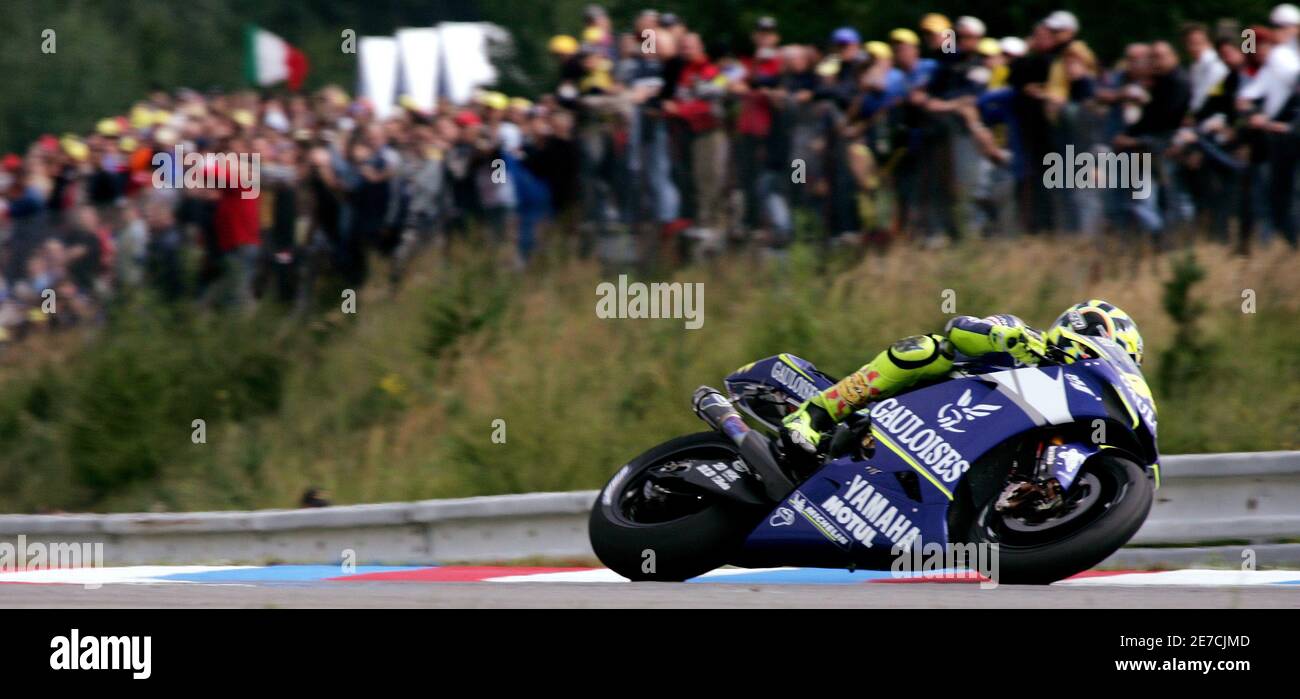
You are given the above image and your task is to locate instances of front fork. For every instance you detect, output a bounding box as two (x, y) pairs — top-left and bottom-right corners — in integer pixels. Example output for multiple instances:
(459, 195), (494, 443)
(995, 439), (1102, 516)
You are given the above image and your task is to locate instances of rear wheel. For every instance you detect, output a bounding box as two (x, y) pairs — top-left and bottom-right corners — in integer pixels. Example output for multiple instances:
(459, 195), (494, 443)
(962, 453), (1153, 584)
(589, 432), (764, 581)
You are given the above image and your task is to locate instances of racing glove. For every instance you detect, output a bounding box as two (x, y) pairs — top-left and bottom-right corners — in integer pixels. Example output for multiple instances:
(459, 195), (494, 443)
(988, 324), (1047, 365)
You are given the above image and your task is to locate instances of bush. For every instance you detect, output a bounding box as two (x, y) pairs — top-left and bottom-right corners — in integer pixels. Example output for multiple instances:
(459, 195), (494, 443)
(1157, 252), (1210, 396)
(1, 239), (1297, 512)
(0, 305), (290, 509)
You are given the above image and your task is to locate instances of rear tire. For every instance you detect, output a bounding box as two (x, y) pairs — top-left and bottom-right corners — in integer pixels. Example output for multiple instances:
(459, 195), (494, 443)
(589, 432), (763, 581)
(961, 454), (1153, 585)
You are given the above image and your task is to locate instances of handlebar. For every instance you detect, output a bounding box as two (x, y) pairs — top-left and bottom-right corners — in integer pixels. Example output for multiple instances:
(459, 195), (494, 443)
(1025, 341), (1071, 366)
(1012, 328), (1070, 366)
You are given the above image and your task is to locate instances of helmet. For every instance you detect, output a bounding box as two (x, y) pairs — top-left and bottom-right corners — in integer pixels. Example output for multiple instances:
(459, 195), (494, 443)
(1049, 300), (1144, 365)
(548, 35), (580, 56)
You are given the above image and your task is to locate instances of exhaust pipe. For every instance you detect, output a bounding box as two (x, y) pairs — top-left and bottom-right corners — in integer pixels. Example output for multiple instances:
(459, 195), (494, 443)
(692, 386), (795, 502)
(692, 386), (750, 445)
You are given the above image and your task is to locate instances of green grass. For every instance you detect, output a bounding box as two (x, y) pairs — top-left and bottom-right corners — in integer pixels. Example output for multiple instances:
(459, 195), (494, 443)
(2, 237), (1298, 513)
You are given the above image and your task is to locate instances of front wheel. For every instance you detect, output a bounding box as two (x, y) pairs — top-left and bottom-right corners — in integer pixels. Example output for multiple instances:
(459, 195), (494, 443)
(589, 432), (764, 581)
(962, 453), (1153, 585)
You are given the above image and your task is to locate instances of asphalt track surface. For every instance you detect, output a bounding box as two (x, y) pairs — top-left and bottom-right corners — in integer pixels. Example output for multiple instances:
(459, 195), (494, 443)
(2, 582), (1297, 608)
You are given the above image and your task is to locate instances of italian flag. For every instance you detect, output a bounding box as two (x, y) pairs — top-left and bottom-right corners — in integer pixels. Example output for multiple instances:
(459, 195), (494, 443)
(244, 25), (309, 91)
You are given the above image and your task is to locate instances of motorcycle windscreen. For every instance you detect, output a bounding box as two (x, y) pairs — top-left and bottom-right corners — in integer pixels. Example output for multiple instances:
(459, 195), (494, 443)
(1056, 355), (1159, 466)
(1083, 338), (1158, 443)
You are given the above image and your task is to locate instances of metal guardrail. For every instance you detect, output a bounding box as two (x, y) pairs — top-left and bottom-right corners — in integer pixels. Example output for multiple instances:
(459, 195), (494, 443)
(0, 452), (1296, 565)
(1134, 451), (1300, 545)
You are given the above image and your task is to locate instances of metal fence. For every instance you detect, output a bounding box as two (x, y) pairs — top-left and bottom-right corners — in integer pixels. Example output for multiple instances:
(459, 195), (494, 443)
(1, 452), (1296, 566)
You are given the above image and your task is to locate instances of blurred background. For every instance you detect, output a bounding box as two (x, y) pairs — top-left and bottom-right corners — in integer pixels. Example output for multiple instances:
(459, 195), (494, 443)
(0, 0), (1296, 515)
(3, 1), (1294, 150)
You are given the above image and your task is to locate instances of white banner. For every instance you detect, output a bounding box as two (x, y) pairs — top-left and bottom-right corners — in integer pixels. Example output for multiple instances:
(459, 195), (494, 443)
(358, 36), (399, 120)
(396, 27), (441, 113)
(438, 22), (500, 105)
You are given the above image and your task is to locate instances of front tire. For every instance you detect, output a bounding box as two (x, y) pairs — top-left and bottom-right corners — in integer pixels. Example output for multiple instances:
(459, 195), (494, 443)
(961, 454), (1153, 585)
(589, 432), (763, 581)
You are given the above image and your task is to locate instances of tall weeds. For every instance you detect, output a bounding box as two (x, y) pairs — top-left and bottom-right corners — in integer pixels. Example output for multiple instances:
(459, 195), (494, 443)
(1, 238), (1296, 512)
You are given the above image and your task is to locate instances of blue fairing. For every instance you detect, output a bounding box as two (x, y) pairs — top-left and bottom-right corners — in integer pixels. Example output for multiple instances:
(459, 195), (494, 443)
(1041, 441), (1102, 491)
(723, 354), (836, 429)
(726, 354), (835, 401)
(735, 338), (1158, 570)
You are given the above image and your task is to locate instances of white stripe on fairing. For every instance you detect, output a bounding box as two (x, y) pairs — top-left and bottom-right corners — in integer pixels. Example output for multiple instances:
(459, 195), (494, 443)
(988, 367), (1072, 425)
(1055, 569), (1300, 586)
(0, 565), (256, 586)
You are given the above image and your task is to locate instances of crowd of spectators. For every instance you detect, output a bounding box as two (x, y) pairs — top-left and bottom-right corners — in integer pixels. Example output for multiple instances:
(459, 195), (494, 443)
(4, 5), (1300, 346)
(553, 5), (1300, 255)
(0, 83), (582, 344)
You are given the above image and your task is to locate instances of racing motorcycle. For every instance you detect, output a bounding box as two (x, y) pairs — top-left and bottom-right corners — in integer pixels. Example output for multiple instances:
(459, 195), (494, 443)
(589, 337), (1157, 584)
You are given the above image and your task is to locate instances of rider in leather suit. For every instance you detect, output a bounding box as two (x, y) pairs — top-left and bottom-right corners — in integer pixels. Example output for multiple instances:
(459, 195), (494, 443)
(780, 300), (1145, 456)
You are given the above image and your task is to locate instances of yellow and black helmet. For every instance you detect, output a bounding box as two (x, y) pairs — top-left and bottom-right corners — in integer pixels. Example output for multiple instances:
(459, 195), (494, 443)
(1048, 300), (1144, 365)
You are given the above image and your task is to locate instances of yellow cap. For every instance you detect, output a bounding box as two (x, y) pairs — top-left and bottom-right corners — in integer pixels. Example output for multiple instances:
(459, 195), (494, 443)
(889, 28), (920, 46)
(130, 106), (155, 130)
(815, 57), (841, 77)
(508, 97), (533, 111)
(96, 118), (122, 137)
(119, 136), (139, 153)
(977, 37), (1002, 57)
(865, 40), (892, 60)
(580, 70), (613, 92)
(152, 110), (173, 127)
(920, 13), (952, 33)
(478, 91), (508, 111)
(231, 109), (255, 127)
(548, 35), (579, 55)
(61, 137), (89, 162)
(398, 94), (418, 110)
(582, 26), (605, 44)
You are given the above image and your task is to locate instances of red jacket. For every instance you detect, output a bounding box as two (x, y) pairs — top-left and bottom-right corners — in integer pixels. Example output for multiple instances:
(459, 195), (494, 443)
(674, 58), (724, 133)
(213, 157), (261, 252)
(737, 55), (783, 136)
(215, 191), (260, 251)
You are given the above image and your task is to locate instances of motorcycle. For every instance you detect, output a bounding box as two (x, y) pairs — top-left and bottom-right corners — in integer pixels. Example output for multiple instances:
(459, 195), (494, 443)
(589, 336), (1158, 584)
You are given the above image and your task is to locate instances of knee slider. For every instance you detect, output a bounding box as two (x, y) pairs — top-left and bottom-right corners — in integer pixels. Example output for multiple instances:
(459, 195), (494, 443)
(887, 334), (942, 369)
